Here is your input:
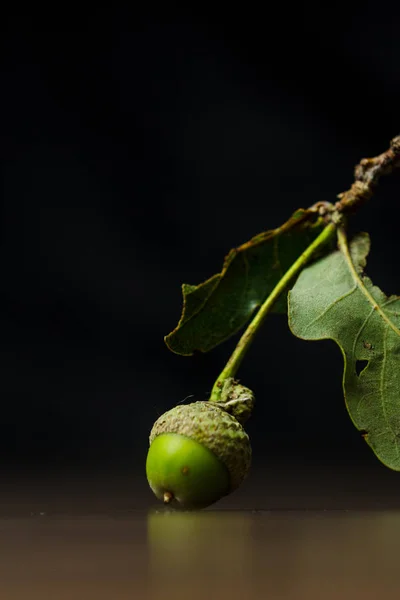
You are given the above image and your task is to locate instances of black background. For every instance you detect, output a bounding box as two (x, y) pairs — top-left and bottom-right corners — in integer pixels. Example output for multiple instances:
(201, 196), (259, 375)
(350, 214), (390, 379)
(3, 12), (400, 496)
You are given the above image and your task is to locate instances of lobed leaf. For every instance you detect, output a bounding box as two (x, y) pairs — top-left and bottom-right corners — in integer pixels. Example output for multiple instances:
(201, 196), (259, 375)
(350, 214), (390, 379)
(288, 232), (400, 470)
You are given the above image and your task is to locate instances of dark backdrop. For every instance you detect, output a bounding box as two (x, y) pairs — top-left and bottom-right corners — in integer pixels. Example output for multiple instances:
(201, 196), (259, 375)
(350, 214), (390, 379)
(3, 13), (400, 491)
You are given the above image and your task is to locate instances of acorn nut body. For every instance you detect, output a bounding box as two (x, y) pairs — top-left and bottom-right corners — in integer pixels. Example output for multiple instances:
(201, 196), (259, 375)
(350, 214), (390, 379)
(146, 400), (252, 509)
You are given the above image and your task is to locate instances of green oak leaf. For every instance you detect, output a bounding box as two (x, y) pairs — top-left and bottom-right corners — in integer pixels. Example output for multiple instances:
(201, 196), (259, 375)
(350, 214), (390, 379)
(288, 231), (400, 470)
(166, 208), (326, 355)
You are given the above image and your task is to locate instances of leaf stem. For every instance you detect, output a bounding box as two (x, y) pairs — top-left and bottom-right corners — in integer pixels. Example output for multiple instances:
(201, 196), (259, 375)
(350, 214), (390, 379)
(209, 222), (337, 402)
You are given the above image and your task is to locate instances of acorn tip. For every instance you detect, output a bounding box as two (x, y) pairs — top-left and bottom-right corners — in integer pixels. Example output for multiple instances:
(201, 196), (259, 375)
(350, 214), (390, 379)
(163, 491), (173, 504)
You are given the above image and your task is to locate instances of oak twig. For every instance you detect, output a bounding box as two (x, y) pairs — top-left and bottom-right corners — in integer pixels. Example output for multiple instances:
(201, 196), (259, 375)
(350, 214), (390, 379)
(335, 135), (400, 213)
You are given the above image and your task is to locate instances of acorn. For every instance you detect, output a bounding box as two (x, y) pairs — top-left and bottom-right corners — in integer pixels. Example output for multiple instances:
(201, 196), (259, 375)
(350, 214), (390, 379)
(146, 378), (254, 510)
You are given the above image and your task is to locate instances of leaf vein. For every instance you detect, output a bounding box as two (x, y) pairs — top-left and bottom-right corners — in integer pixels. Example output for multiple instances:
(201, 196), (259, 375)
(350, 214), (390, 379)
(382, 297), (400, 308)
(338, 229), (400, 338)
(356, 389), (377, 420)
(352, 306), (375, 361)
(302, 285), (357, 333)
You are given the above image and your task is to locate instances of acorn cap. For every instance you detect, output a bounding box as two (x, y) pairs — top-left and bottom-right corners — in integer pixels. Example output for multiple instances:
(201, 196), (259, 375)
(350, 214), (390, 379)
(149, 401), (251, 491)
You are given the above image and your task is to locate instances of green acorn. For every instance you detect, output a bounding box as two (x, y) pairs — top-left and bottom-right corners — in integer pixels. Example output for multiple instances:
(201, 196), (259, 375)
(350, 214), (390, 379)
(146, 378), (254, 510)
